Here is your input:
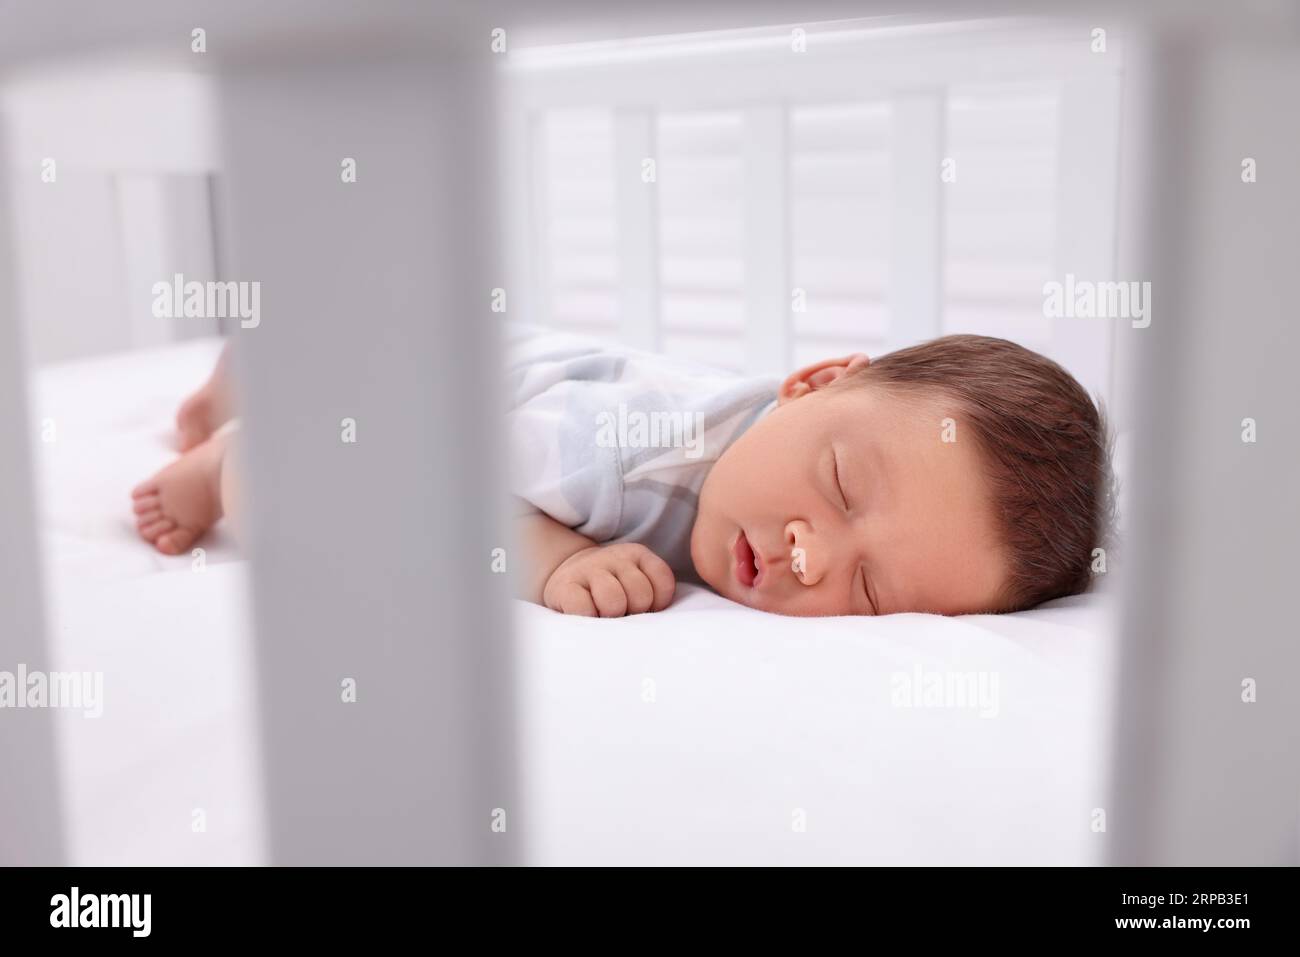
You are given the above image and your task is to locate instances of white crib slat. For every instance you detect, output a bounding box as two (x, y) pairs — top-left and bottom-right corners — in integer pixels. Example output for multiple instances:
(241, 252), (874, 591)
(0, 140), (65, 864)
(217, 55), (515, 866)
(115, 174), (171, 351)
(613, 109), (661, 351)
(1050, 73), (1122, 405)
(503, 110), (538, 326)
(888, 91), (946, 350)
(117, 173), (221, 351)
(743, 105), (791, 375)
(525, 111), (555, 328)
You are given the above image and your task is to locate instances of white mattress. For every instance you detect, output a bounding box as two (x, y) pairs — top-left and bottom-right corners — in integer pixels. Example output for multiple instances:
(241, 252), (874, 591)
(32, 339), (1117, 866)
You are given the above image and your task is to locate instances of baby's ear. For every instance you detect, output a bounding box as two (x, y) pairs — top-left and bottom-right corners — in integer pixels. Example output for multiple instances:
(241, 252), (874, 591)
(778, 353), (871, 404)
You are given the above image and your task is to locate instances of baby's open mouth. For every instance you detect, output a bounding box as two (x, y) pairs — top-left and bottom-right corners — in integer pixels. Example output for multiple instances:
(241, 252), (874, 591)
(733, 529), (764, 588)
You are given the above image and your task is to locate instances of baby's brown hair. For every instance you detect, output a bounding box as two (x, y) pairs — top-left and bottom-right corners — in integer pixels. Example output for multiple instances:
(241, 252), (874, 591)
(850, 334), (1115, 612)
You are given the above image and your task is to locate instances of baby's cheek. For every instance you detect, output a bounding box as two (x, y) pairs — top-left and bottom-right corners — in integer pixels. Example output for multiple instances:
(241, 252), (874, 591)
(688, 512), (718, 585)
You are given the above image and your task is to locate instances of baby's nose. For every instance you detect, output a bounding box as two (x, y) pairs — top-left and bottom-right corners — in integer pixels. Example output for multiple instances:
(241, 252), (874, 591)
(784, 520), (824, 586)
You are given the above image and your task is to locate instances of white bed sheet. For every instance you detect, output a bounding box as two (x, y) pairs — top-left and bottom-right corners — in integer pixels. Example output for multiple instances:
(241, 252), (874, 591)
(31, 339), (1117, 866)
(32, 339), (264, 865)
(516, 585), (1116, 865)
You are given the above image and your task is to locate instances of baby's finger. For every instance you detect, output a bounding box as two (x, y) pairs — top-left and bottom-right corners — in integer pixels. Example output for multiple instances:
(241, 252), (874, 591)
(614, 565), (655, 615)
(636, 550), (676, 611)
(588, 570), (629, 618)
(553, 581), (597, 617)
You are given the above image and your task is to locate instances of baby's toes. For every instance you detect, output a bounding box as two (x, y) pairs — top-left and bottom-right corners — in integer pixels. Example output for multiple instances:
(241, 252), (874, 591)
(131, 479), (160, 500)
(138, 517), (176, 543)
(156, 526), (199, 556)
(133, 493), (161, 515)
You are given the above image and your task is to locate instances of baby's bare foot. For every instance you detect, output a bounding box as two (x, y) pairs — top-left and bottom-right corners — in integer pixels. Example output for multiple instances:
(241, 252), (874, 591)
(131, 433), (227, 555)
(176, 344), (233, 451)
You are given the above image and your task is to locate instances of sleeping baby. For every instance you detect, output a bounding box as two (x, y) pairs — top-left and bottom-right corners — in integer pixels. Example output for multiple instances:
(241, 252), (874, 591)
(133, 324), (1113, 618)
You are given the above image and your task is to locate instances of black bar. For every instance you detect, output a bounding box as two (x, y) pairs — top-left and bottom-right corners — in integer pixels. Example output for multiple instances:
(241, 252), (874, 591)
(0, 866), (1293, 943)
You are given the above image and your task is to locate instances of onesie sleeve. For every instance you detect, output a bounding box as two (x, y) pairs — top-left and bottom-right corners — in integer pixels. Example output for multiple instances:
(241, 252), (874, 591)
(506, 326), (626, 542)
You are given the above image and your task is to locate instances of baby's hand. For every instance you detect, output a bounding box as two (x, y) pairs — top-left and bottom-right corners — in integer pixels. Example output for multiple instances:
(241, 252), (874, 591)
(543, 543), (676, 617)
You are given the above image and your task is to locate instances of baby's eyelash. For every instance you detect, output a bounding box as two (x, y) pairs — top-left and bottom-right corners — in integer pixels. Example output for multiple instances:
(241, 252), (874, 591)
(831, 449), (850, 510)
(859, 566), (877, 616)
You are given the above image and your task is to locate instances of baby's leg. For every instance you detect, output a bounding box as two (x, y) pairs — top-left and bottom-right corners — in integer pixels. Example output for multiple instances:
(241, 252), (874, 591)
(218, 432), (243, 542)
(176, 341), (235, 451)
(131, 422), (241, 555)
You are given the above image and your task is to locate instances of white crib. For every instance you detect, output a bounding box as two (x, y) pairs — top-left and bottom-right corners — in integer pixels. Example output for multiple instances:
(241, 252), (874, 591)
(3, 3), (1297, 868)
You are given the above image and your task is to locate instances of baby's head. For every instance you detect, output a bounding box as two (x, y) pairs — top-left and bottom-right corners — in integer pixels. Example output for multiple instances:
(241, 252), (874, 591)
(691, 335), (1113, 616)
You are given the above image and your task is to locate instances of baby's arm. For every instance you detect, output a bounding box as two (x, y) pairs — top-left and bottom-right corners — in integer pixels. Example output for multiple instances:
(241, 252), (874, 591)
(516, 506), (675, 617)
